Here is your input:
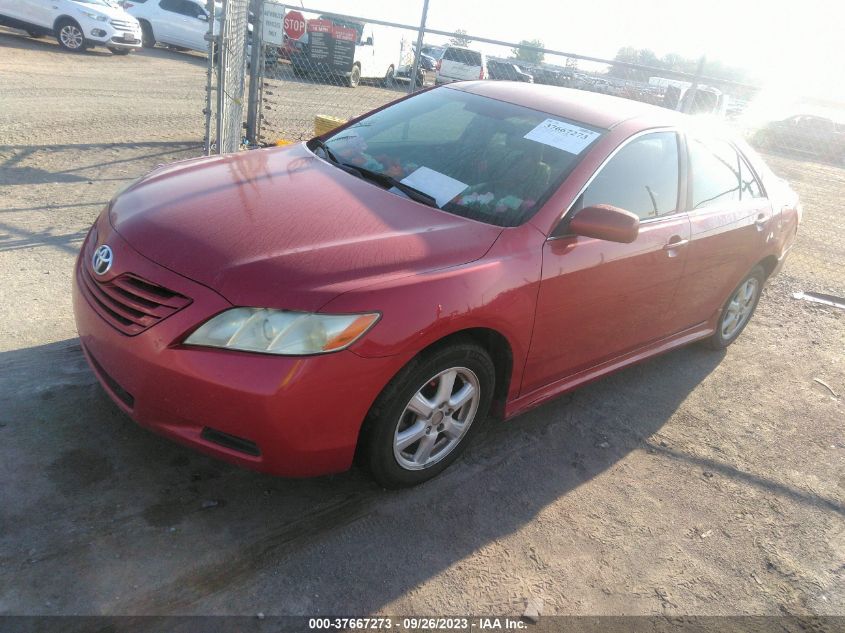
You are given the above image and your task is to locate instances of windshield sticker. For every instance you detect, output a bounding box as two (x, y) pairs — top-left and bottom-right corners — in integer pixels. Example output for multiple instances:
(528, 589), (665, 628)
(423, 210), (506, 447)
(400, 166), (469, 208)
(524, 118), (600, 154)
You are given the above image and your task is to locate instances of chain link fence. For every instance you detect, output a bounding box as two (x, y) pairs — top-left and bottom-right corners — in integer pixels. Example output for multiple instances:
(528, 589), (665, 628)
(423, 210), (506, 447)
(237, 2), (844, 170)
(203, 0), (251, 154)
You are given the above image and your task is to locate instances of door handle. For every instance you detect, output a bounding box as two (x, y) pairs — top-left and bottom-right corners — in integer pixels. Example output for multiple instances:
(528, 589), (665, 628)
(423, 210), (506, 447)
(663, 238), (689, 250)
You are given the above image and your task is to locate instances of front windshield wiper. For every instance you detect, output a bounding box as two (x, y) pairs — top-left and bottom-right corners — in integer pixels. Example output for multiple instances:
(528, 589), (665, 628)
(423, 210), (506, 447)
(310, 139), (438, 208)
(339, 163), (438, 208)
(310, 138), (339, 164)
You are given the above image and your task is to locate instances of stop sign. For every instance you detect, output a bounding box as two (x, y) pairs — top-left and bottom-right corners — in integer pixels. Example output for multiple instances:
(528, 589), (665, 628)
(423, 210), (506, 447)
(283, 11), (306, 40)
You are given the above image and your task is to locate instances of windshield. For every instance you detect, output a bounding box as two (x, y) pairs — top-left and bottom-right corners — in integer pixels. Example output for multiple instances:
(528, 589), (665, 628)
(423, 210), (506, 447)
(71, 0), (114, 6)
(317, 88), (604, 226)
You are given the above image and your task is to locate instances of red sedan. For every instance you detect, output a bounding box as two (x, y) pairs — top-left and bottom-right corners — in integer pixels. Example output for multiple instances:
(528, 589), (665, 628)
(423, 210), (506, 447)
(73, 82), (801, 487)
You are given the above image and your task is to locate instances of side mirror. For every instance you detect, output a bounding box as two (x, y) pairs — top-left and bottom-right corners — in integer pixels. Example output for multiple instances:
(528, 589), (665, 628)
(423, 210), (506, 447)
(364, 36), (373, 46)
(569, 204), (640, 243)
(197, 12), (208, 20)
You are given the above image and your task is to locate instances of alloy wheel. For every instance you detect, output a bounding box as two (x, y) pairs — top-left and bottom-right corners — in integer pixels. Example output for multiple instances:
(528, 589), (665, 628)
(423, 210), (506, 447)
(60, 24), (84, 50)
(393, 367), (481, 470)
(721, 277), (759, 340)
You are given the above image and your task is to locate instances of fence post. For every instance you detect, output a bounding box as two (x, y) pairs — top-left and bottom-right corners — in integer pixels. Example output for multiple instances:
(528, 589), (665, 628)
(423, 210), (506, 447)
(682, 55), (706, 113)
(408, 0), (430, 93)
(203, 0), (217, 154)
(246, 0), (264, 146)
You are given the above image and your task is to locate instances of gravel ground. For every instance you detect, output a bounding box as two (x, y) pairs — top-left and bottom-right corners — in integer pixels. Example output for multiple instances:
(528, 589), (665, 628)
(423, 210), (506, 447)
(1, 29), (843, 619)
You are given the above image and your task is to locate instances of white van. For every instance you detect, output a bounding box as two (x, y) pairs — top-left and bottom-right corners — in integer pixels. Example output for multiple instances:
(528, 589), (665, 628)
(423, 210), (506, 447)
(435, 46), (486, 84)
(352, 22), (402, 86)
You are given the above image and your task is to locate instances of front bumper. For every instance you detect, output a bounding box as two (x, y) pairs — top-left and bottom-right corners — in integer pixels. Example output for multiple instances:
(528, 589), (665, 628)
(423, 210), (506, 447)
(83, 18), (142, 48)
(72, 218), (402, 477)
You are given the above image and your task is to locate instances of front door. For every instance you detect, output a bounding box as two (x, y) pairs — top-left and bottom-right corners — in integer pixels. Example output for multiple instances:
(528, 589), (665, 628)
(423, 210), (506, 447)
(522, 130), (691, 394)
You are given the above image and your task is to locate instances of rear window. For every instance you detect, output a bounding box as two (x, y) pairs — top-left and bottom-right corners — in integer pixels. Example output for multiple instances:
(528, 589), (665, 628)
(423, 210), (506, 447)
(443, 48), (482, 66)
(316, 88), (605, 227)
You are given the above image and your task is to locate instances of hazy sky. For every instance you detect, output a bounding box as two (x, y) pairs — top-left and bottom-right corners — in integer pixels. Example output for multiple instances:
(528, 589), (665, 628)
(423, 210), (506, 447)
(291, 0), (845, 102)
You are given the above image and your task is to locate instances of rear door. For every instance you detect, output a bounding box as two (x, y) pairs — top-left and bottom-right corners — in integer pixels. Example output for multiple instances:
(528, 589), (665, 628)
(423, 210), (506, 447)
(522, 130), (691, 394)
(670, 135), (773, 328)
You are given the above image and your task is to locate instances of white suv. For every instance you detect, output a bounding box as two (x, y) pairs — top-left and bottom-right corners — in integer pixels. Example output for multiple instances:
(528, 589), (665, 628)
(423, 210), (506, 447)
(435, 46), (486, 84)
(0, 0), (142, 54)
(123, 0), (218, 54)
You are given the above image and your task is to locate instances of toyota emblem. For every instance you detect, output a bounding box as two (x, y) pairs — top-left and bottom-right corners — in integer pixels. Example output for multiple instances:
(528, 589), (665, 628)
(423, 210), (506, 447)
(92, 244), (114, 276)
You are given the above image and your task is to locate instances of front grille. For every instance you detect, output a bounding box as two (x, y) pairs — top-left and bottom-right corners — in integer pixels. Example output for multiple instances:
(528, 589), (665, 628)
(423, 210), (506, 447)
(110, 19), (136, 31)
(78, 265), (191, 336)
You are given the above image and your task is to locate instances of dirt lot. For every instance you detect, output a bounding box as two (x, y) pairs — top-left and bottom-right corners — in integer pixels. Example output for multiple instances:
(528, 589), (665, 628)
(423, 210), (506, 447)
(1, 29), (843, 620)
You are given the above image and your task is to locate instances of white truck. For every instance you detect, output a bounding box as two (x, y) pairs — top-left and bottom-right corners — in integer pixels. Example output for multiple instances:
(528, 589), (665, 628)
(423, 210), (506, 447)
(290, 16), (402, 88)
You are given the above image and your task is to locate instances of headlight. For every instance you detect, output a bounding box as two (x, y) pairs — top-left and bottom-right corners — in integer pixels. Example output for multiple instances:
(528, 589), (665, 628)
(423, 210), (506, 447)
(81, 11), (109, 21)
(184, 308), (380, 355)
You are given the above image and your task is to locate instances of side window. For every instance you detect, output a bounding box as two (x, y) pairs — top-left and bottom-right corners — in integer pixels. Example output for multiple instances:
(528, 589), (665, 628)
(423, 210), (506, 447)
(739, 154), (763, 199)
(581, 132), (680, 220)
(689, 137), (741, 209)
(184, 1), (205, 17)
(159, 0), (181, 12)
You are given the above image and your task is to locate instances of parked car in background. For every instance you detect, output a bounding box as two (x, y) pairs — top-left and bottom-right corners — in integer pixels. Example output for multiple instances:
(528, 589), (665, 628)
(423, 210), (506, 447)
(435, 45), (486, 84)
(396, 44), (443, 87)
(751, 114), (845, 164)
(74, 82), (800, 488)
(0, 0), (141, 53)
(531, 66), (569, 87)
(487, 60), (533, 82)
(395, 52), (437, 87)
(123, 0), (215, 53)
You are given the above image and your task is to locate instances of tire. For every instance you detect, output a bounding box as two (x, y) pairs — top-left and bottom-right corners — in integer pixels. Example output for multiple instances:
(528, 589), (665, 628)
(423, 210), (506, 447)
(360, 341), (495, 488)
(382, 64), (395, 87)
(55, 19), (86, 52)
(704, 265), (766, 350)
(109, 47), (132, 55)
(348, 64), (361, 88)
(139, 21), (156, 48)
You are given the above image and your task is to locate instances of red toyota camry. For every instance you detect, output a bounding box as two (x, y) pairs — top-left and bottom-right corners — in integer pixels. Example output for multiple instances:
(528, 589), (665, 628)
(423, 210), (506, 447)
(73, 82), (801, 487)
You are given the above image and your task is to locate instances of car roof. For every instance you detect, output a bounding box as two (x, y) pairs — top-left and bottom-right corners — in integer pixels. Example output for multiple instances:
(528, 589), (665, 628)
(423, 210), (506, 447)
(446, 81), (686, 130)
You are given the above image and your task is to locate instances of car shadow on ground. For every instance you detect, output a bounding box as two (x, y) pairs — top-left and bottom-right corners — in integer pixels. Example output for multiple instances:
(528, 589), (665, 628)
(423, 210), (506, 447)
(4, 336), (840, 614)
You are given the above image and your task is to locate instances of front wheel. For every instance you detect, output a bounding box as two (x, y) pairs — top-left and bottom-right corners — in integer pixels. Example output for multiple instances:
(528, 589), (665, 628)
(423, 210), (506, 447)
(382, 64), (395, 87)
(360, 342), (495, 488)
(56, 19), (86, 52)
(704, 265), (765, 349)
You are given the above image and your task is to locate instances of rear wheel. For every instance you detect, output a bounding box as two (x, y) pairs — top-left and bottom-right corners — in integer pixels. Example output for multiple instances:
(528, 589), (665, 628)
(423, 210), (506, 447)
(347, 64), (361, 88)
(56, 19), (86, 52)
(704, 265), (765, 349)
(139, 21), (156, 48)
(360, 342), (495, 488)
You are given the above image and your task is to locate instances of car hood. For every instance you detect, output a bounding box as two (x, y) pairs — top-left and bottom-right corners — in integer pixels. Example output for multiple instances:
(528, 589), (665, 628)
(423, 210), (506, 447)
(69, 1), (135, 21)
(109, 143), (503, 311)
